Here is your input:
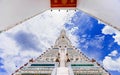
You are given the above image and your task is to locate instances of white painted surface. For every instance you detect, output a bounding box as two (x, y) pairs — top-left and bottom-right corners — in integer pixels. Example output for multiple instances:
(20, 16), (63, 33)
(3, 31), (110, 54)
(77, 0), (120, 29)
(57, 67), (69, 75)
(60, 50), (66, 67)
(0, 0), (50, 31)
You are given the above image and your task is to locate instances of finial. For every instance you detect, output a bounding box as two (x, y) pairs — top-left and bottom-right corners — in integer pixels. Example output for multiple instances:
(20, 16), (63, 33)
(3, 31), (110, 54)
(60, 29), (66, 36)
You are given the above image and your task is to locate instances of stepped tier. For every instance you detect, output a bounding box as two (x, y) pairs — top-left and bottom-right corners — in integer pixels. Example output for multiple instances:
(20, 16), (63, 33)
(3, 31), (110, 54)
(12, 29), (109, 75)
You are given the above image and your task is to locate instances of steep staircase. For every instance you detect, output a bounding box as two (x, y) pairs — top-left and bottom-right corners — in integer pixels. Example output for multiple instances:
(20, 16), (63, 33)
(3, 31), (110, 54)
(57, 67), (69, 75)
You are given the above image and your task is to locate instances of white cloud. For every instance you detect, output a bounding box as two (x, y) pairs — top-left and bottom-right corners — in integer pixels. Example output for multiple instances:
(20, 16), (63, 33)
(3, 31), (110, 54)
(0, 33), (41, 75)
(108, 50), (118, 56)
(0, 10), (76, 75)
(102, 25), (116, 35)
(67, 27), (79, 47)
(0, 72), (8, 75)
(103, 50), (120, 72)
(102, 26), (120, 72)
(102, 25), (120, 45)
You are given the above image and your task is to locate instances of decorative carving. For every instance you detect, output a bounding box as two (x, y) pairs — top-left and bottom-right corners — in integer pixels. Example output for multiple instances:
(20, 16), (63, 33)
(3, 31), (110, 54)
(51, 0), (77, 7)
(91, 59), (96, 62)
(56, 58), (59, 62)
(70, 0), (74, 3)
(29, 58), (34, 62)
(54, 0), (58, 3)
(67, 58), (70, 62)
(61, 0), (67, 5)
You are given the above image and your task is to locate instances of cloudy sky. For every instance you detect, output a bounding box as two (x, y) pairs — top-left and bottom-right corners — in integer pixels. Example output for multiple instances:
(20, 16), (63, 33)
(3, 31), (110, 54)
(0, 10), (120, 75)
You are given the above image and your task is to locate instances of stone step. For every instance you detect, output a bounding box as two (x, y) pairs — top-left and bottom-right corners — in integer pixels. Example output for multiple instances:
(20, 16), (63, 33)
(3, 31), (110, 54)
(57, 67), (69, 75)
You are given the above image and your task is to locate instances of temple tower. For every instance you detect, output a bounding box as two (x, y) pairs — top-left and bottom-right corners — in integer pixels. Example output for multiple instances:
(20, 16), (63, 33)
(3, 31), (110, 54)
(13, 29), (109, 75)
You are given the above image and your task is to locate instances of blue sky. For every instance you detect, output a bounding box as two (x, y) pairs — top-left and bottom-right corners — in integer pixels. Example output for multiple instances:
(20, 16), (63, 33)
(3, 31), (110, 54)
(65, 11), (120, 75)
(0, 10), (120, 75)
(65, 11), (120, 59)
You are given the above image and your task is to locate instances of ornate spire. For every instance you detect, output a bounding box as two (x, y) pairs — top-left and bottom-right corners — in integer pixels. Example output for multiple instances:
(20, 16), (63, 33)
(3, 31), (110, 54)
(13, 28), (110, 75)
(60, 29), (66, 36)
(54, 29), (72, 48)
